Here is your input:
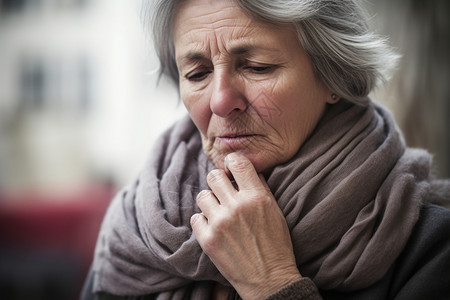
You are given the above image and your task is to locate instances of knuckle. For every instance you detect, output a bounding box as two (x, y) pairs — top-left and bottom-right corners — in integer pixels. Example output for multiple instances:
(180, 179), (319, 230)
(213, 214), (231, 229)
(245, 189), (269, 202)
(255, 194), (274, 209)
(240, 192), (273, 211)
(230, 157), (252, 173)
(207, 169), (225, 184)
(233, 200), (254, 215)
(202, 232), (218, 254)
(196, 190), (211, 204)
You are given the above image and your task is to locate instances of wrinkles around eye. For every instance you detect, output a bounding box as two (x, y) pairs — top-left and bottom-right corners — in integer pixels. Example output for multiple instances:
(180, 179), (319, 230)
(185, 65), (277, 82)
(244, 65), (276, 74)
(186, 68), (212, 81)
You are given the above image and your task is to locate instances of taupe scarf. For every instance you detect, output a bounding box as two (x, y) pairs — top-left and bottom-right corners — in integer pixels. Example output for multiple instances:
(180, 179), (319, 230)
(92, 100), (431, 298)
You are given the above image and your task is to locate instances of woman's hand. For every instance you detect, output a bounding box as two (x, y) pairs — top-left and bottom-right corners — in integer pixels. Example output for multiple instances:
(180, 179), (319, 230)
(191, 152), (302, 300)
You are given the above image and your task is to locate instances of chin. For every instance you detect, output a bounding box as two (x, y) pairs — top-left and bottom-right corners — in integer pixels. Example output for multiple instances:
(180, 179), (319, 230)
(249, 158), (275, 175)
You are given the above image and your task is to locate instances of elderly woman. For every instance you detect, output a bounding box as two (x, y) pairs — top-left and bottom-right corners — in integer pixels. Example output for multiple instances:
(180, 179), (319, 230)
(82, 0), (450, 299)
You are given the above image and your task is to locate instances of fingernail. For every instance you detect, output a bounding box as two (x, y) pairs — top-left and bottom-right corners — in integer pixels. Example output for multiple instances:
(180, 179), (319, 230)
(225, 153), (235, 166)
(190, 213), (199, 225)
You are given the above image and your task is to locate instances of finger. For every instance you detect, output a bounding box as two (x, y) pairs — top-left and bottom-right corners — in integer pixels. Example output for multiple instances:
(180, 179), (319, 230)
(258, 174), (271, 192)
(224, 152), (262, 191)
(196, 190), (219, 218)
(207, 169), (237, 203)
(190, 213), (215, 256)
(190, 212), (208, 231)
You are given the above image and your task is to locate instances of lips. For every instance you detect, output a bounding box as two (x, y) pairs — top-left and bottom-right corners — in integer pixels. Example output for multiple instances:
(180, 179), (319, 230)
(219, 134), (254, 139)
(217, 131), (260, 140)
(215, 133), (260, 150)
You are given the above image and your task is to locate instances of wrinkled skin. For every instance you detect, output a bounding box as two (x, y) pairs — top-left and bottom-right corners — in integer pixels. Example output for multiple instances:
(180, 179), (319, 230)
(191, 153), (302, 300)
(173, 0), (338, 298)
(174, 0), (334, 174)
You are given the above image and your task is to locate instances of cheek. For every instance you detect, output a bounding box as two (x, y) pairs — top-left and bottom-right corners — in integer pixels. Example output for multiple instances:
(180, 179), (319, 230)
(269, 80), (326, 142)
(181, 91), (211, 135)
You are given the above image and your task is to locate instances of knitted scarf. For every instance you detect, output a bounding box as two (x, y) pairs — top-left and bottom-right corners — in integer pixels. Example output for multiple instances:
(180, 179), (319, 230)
(92, 100), (431, 298)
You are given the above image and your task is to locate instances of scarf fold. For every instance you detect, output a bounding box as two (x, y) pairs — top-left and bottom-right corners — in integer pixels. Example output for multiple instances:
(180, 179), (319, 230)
(92, 100), (431, 298)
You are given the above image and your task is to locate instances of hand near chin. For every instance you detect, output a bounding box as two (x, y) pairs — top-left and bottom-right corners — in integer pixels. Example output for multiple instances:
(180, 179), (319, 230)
(191, 152), (302, 300)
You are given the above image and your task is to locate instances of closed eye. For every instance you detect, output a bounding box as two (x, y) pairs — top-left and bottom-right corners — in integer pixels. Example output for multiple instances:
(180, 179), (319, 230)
(244, 64), (275, 74)
(186, 69), (211, 82)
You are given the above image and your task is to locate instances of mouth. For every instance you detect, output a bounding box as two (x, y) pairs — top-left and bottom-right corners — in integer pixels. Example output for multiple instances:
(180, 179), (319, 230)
(217, 132), (261, 140)
(215, 133), (260, 149)
(219, 133), (255, 139)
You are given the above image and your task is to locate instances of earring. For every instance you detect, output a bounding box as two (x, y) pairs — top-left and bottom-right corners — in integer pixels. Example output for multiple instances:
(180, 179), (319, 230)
(331, 93), (338, 101)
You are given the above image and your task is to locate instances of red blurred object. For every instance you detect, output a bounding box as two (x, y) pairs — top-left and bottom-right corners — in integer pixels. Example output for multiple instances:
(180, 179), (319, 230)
(0, 183), (115, 299)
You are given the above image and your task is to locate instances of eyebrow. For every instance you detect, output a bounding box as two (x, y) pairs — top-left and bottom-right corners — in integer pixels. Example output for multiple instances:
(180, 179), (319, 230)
(178, 44), (281, 65)
(229, 45), (257, 55)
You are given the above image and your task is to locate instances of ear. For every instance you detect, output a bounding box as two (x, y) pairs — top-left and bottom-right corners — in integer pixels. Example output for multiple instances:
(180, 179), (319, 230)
(327, 93), (340, 104)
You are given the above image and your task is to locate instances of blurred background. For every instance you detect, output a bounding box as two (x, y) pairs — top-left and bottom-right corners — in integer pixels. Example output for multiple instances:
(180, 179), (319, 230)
(0, 0), (448, 299)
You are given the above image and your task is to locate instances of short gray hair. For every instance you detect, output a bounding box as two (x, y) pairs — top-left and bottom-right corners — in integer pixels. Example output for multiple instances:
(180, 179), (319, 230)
(146, 0), (399, 106)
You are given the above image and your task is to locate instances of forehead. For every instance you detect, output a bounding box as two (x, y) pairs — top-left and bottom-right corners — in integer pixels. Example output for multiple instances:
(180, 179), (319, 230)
(172, 0), (296, 60)
(173, 0), (249, 31)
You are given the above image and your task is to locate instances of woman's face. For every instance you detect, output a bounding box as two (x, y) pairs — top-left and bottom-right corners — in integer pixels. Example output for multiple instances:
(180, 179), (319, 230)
(173, 0), (333, 173)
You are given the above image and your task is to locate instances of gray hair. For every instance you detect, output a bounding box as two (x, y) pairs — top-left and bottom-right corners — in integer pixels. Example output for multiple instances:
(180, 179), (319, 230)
(146, 0), (399, 106)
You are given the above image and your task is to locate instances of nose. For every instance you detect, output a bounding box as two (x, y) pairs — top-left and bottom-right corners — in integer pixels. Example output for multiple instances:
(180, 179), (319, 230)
(210, 72), (247, 118)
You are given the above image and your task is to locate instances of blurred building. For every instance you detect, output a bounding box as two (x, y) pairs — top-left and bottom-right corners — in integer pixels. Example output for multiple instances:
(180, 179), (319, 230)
(0, 0), (185, 196)
(0, 1), (184, 298)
